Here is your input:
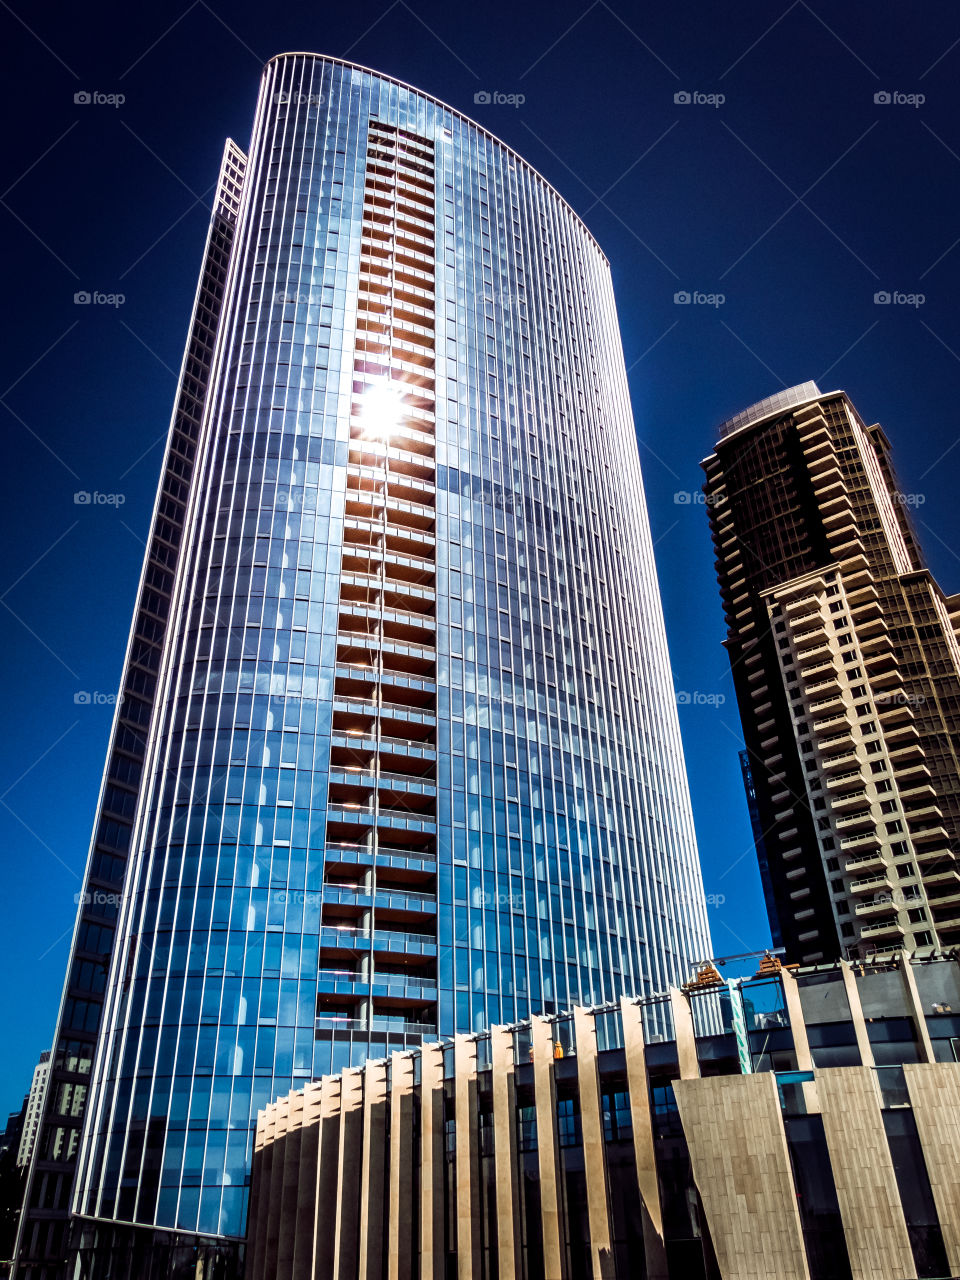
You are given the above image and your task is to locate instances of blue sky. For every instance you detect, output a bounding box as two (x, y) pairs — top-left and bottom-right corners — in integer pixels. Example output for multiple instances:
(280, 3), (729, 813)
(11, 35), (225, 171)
(2, 0), (960, 1112)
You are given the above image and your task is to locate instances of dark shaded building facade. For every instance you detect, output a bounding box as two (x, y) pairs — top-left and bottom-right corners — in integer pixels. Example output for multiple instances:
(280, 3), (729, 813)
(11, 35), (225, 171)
(13, 141), (247, 1280)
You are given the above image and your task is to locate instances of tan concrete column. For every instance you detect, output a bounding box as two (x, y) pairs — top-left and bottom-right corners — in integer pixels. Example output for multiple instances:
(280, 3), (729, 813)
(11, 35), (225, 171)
(454, 1035), (481, 1280)
(264, 1095), (291, 1280)
(531, 1015), (567, 1280)
(419, 1043), (445, 1280)
(315, 1076), (343, 1280)
(619, 998), (667, 1280)
(673, 1074), (810, 1280)
(839, 960), (874, 1066)
(388, 1052), (415, 1280)
(248, 1104), (275, 1280)
(780, 967), (813, 1071)
(816, 1067), (916, 1280)
(291, 1083), (322, 1280)
(897, 951), (935, 1062)
(669, 988), (699, 1079)
(903, 1063), (960, 1274)
(490, 1026), (521, 1280)
(572, 1007), (615, 1280)
(359, 1060), (388, 1280)
(334, 1069), (364, 1280)
(277, 1088), (304, 1280)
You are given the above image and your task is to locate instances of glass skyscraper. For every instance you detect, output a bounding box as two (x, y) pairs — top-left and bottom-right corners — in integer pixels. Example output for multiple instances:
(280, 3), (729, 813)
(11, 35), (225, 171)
(16, 55), (709, 1278)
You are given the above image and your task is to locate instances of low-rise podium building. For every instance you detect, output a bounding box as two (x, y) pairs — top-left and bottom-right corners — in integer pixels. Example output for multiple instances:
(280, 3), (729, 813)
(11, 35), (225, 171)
(246, 951), (960, 1280)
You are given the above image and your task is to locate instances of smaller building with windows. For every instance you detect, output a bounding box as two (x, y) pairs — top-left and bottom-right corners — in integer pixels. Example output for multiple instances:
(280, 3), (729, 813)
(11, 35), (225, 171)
(244, 951), (960, 1280)
(15, 1052), (50, 1172)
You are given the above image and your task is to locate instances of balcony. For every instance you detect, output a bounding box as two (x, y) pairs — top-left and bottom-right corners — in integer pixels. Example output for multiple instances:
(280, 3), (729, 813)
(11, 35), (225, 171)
(798, 657), (835, 681)
(793, 624), (829, 651)
(340, 571), (435, 611)
(326, 804), (375, 829)
(378, 736), (439, 765)
(858, 632), (893, 657)
(789, 609), (823, 629)
(327, 801), (436, 833)
(813, 717), (854, 744)
(327, 767), (437, 801)
(892, 759), (932, 787)
(322, 842), (437, 874)
(348, 450), (435, 492)
(909, 823), (951, 847)
(904, 804), (945, 828)
(333, 696), (436, 728)
(336, 632), (436, 671)
(859, 919), (906, 940)
(321, 883), (437, 914)
(845, 582), (879, 606)
(841, 829), (883, 853)
(887, 738), (925, 765)
(376, 806), (437, 835)
(350, 415), (436, 458)
(922, 868), (960, 888)
(862, 647), (898, 674)
(828, 527), (864, 554)
(336, 666), (436, 700)
(832, 789), (870, 813)
(314, 1012), (437, 1035)
(915, 847), (957, 867)
(806, 671), (843, 696)
(821, 751), (862, 775)
(855, 895), (897, 917)
(807, 689), (845, 715)
(853, 612), (886, 640)
(329, 730), (437, 763)
(379, 701), (437, 733)
(826, 769), (867, 794)
(784, 593), (820, 615)
(337, 601), (436, 643)
(928, 890), (960, 913)
(805, 447), (839, 475)
(867, 665), (900, 693)
(343, 515), (436, 556)
(877, 701), (914, 728)
(849, 873), (893, 895)
(820, 495), (853, 524)
(319, 924), (438, 956)
(811, 703), (852, 727)
(844, 849), (886, 873)
(835, 809), (875, 833)
(899, 781), (937, 803)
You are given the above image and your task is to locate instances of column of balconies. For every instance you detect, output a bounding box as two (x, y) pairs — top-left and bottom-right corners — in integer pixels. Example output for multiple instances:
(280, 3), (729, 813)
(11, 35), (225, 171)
(789, 408), (956, 955)
(319, 121), (439, 1042)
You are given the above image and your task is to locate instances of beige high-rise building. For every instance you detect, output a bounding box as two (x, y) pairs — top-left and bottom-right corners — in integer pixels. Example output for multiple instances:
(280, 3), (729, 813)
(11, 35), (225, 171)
(702, 382), (960, 964)
(16, 1052), (50, 1172)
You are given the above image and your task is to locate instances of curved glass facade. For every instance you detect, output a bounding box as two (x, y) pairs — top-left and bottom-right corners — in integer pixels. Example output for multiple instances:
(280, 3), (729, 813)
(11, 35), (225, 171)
(70, 55), (710, 1246)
